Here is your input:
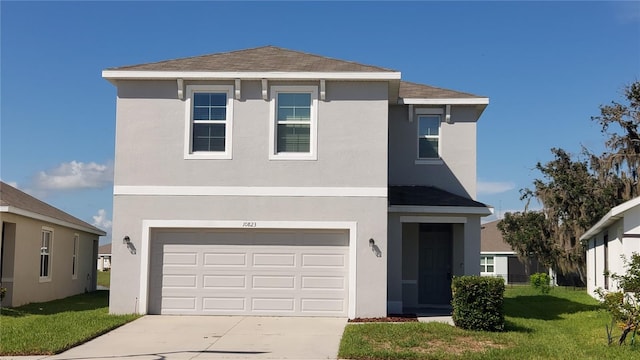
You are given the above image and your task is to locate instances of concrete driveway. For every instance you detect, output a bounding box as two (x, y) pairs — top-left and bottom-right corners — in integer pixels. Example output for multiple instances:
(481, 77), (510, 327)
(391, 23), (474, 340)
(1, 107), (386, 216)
(12, 316), (347, 360)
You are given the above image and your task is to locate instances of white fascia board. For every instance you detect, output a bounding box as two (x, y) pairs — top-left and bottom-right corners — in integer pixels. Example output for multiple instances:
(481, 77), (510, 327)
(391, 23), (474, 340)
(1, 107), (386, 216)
(400, 98), (490, 105)
(580, 196), (640, 240)
(388, 205), (493, 216)
(481, 251), (516, 255)
(1, 206), (107, 236)
(102, 70), (402, 81)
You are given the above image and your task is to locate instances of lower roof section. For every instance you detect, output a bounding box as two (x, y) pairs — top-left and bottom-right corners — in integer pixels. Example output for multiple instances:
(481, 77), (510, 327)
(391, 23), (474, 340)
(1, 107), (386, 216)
(388, 185), (492, 216)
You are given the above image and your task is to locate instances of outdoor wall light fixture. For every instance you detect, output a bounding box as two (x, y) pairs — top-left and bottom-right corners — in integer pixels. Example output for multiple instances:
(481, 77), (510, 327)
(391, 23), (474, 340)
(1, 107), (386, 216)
(123, 236), (131, 244)
(369, 238), (375, 247)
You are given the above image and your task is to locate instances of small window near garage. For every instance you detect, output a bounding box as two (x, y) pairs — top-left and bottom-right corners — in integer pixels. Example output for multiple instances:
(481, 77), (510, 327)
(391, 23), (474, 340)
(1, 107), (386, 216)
(40, 228), (53, 281)
(481, 256), (494, 273)
(72, 234), (79, 279)
(184, 85), (234, 159)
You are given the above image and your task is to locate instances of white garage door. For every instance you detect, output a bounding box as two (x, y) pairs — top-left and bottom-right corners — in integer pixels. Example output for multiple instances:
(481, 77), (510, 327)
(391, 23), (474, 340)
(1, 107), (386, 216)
(148, 229), (349, 316)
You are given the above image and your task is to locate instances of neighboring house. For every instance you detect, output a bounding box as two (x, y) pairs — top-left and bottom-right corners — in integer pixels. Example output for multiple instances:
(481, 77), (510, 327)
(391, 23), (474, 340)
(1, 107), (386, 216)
(480, 220), (545, 284)
(0, 182), (106, 307)
(581, 196), (640, 298)
(97, 243), (112, 271)
(102, 46), (491, 318)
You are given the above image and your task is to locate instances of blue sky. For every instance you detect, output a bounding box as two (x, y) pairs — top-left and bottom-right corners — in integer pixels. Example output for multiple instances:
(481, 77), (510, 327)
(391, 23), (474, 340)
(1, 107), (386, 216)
(2, 1), (639, 244)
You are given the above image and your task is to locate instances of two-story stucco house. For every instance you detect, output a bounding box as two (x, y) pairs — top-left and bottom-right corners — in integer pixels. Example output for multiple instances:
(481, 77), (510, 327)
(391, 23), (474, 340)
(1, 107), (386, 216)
(102, 46), (490, 318)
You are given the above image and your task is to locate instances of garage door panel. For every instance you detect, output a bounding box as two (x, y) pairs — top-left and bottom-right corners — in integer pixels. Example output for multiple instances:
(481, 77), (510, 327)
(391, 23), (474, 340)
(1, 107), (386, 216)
(252, 298), (295, 312)
(151, 229), (349, 316)
(252, 275), (296, 289)
(203, 275), (246, 289)
(253, 253), (296, 267)
(163, 275), (197, 288)
(164, 252), (198, 265)
(203, 252), (247, 266)
(301, 276), (345, 290)
(162, 297), (197, 311)
(202, 297), (246, 311)
(301, 298), (345, 312)
(301, 253), (346, 267)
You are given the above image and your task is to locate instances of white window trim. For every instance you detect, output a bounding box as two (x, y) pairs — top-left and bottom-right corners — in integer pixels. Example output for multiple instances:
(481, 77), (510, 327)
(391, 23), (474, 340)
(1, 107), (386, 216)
(184, 85), (234, 160)
(415, 108), (443, 163)
(40, 227), (53, 282)
(72, 233), (79, 279)
(269, 85), (318, 160)
(480, 255), (495, 274)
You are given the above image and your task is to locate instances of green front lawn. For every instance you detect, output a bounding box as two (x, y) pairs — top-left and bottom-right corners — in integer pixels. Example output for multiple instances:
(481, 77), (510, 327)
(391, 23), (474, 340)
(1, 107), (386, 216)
(97, 270), (110, 288)
(0, 290), (139, 356)
(339, 286), (639, 359)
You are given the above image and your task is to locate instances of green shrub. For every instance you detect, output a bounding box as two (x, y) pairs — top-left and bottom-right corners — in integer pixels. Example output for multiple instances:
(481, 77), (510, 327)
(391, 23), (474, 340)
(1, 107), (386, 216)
(530, 272), (551, 294)
(451, 276), (505, 331)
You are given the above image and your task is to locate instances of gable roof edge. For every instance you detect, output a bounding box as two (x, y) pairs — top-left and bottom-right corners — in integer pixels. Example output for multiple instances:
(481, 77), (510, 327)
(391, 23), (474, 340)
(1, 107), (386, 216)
(1, 205), (107, 236)
(580, 196), (640, 240)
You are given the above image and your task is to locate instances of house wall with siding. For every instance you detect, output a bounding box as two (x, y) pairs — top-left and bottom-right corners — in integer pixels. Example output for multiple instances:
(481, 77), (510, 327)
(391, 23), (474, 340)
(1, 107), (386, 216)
(110, 79), (390, 317)
(586, 211), (640, 298)
(113, 80), (389, 188)
(1, 213), (98, 307)
(387, 105), (478, 198)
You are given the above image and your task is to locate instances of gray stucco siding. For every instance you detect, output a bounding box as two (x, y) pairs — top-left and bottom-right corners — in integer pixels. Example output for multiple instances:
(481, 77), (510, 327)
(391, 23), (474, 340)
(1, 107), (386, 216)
(109, 194), (388, 318)
(113, 80), (389, 188)
(388, 105), (478, 198)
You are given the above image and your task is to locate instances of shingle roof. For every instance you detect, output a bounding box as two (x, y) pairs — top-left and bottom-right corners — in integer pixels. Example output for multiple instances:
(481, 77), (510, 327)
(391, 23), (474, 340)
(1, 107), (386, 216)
(107, 46), (397, 73)
(98, 243), (111, 254)
(399, 80), (485, 99)
(388, 186), (488, 208)
(481, 220), (513, 252)
(0, 181), (106, 236)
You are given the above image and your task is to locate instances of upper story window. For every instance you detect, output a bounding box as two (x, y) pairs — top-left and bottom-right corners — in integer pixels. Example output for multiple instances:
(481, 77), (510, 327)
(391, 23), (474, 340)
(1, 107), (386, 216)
(480, 256), (494, 273)
(40, 228), (53, 281)
(184, 85), (234, 159)
(269, 86), (318, 160)
(415, 108), (444, 164)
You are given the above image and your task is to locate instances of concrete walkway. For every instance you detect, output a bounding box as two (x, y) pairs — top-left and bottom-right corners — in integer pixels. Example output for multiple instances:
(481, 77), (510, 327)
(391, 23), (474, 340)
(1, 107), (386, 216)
(1, 316), (347, 360)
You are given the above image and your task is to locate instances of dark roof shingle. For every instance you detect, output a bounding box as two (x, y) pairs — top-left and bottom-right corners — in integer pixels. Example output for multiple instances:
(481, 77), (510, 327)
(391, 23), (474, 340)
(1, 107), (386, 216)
(481, 220), (513, 252)
(389, 186), (488, 208)
(399, 81), (485, 99)
(0, 181), (105, 235)
(108, 46), (397, 73)
(98, 243), (112, 254)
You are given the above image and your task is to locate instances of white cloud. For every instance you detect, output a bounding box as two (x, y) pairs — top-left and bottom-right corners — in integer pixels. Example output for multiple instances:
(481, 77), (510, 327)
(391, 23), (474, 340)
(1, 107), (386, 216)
(477, 181), (516, 195)
(92, 209), (112, 231)
(34, 161), (113, 191)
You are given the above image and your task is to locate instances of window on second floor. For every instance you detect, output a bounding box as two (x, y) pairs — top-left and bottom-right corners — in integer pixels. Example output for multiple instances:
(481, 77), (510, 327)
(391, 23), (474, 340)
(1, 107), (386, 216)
(413, 108), (444, 165)
(40, 228), (53, 281)
(481, 256), (494, 273)
(184, 85), (234, 159)
(269, 86), (318, 160)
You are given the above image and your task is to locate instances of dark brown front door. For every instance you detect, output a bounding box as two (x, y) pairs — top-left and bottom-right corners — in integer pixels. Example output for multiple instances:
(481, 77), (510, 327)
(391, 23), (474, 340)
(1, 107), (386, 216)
(418, 224), (453, 305)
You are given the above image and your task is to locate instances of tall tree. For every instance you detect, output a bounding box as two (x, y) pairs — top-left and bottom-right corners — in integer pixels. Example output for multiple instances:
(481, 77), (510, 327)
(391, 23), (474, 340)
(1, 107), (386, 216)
(498, 81), (640, 284)
(591, 81), (640, 200)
